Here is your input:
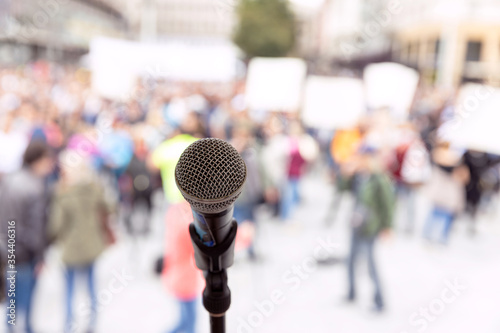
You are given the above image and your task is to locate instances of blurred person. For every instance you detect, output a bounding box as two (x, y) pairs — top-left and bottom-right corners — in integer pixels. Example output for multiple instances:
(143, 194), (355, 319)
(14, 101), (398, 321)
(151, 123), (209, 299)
(163, 87), (189, 129)
(280, 120), (318, 222)
(479, 163), (500, 216)
(0, 112), (29, 177)
(330, 127), (363, 168)
(424, 145), (469, 245)
(66, 131), (103, 171)
(124, 101), (146, 124)
(0, 141), (54, 333)
(48, 151), (115, 333)
(30, 105), (64, 150)
(82, 93), (102, 125)
(340, 145), (395, 312)
(462, 150), (500, 234)
(389, 123), (431, 234)
(122, 126), (155, 236)
(261, 115), (288, 217)
(162, 201), (204, 333)
(12, 101), (38, 137)
(98, 118), (134, 181)
(149, 112), (204, 205)
(231, 122), (263, 260)
(149, 113), (202, 332)
(325, 125), (363, 225)
(207, 98), (232, 140)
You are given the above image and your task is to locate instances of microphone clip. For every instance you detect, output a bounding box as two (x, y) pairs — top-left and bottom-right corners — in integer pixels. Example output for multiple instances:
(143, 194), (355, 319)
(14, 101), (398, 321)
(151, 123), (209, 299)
(189, 220), (238, 272)
(189, 220), (238, 316)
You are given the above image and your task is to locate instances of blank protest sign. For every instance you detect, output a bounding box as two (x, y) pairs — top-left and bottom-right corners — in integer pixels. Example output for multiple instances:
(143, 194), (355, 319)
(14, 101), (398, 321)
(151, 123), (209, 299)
(245, 57), (307, 112)
(302, 76), (366, 130)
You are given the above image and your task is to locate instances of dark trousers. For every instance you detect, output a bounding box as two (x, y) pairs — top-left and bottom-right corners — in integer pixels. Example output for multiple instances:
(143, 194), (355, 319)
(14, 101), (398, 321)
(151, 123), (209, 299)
(347, 231), (384, 309)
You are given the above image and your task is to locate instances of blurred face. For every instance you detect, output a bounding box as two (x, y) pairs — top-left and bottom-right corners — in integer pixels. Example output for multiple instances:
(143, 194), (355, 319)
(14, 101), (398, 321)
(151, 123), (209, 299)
(232, 127), (252, 152)
(181, 112), (200, 136)
(358, 153), (379, 173)
(32, 155), (54, 177)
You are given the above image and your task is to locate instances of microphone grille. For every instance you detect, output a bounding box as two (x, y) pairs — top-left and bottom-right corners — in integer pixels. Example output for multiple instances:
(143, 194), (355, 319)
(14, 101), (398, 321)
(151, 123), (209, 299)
(175, 138), (247, 213)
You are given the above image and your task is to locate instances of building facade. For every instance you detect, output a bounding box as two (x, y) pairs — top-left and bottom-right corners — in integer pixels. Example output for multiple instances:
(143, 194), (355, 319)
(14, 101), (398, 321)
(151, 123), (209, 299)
(121, 0), (236, 41)
(392, 0), (500, 87)
(0, 0), (128, 64)
(309, 0), (500, 86)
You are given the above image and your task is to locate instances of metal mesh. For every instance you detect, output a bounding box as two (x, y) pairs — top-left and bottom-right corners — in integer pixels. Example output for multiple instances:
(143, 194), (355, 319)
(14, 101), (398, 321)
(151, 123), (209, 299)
(175, 138), (247, 213)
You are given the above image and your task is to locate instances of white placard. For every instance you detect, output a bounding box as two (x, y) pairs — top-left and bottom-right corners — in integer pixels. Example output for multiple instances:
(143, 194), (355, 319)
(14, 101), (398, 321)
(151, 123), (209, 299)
(245, 57), (307, 112)
(90, 37), (239, 100)
(90, 38), (138, 101)
(364, 62), (420, 118)
(302, 76), (366, 129)
(441, 84), (500, 155)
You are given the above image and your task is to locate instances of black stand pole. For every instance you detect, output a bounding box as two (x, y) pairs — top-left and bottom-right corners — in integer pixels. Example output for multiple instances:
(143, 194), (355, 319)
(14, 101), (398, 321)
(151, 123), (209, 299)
(189, 221), (238, 333)
(210, 314), (225, 333)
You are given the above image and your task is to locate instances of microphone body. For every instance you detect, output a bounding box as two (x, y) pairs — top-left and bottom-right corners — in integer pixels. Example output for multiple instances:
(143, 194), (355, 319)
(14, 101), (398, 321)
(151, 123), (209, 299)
(175, 137), (247, 247)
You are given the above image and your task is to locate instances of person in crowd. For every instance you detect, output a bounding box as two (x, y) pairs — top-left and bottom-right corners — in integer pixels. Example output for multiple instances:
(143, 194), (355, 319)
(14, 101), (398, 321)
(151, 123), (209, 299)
(122, 125), (155, 236)
(231, 121), (263, 260)
(48, 151), (115, 333)
(149, 112), (204, 205)
(340, 144), (395, 312)
(260, 115), (288, 218)
(98, 117), (134, 186)
(0, 112), (29, 178)
(325, 125), (363, 225)
(424, 144), (469, 244)
(0, 141), (54, 333)
(462, 150), (500, 234)
(280, 120), (318, 222)
(389, 123), (431, 234)
(149, 113), (204, 332)
(162, 201), (204, 333)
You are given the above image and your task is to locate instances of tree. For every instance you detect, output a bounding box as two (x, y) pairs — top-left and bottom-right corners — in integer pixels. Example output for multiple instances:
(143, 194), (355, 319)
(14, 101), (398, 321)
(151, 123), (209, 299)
(233, 0), (296, 59)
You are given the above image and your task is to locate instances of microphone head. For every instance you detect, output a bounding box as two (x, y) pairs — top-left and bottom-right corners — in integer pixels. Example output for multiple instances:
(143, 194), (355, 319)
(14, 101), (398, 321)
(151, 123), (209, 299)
(175, 138), (247, 214)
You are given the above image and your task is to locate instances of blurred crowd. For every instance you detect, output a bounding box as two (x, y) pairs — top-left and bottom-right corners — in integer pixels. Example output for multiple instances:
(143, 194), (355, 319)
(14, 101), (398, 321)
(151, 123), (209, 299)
(1, 61), (500, 332)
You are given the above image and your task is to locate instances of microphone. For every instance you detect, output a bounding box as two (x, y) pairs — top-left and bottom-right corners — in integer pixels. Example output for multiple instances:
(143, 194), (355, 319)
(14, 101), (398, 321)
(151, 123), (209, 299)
(175, 138), (246, 327)
(175, 138), (247, 247)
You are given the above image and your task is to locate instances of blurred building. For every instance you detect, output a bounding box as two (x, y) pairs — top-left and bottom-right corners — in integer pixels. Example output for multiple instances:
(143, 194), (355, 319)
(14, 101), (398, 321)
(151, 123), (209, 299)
(392, 0), (500, 87)
(308, 0), (500, 87)
(321, 0), (393, 66)
(120, 0), (236, 42)
(290, 1), (327, 61)
(0, 0), (128, 65)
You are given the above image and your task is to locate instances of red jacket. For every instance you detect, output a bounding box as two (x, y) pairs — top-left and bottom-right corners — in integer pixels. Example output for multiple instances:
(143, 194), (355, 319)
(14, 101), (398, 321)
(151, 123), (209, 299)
(162, 201), (205, 300)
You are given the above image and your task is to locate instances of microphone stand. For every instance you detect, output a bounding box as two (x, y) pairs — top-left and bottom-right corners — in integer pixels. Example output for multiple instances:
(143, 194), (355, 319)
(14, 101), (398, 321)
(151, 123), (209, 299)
(189, 220), (238, 333)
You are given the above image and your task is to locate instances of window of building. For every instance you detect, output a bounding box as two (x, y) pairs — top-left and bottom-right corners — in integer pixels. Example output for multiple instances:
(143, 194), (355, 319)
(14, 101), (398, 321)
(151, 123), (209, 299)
(465, 41), (482, 62)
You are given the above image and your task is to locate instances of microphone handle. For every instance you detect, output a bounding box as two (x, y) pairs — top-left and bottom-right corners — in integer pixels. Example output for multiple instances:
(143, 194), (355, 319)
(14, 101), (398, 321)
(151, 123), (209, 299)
(192, 207), (234, 247)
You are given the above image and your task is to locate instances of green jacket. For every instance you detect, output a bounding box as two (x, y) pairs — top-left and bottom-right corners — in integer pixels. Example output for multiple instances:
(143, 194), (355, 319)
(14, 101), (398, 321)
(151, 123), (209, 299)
(340, 172), (395, 237)
(48, 181), (114, 266)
